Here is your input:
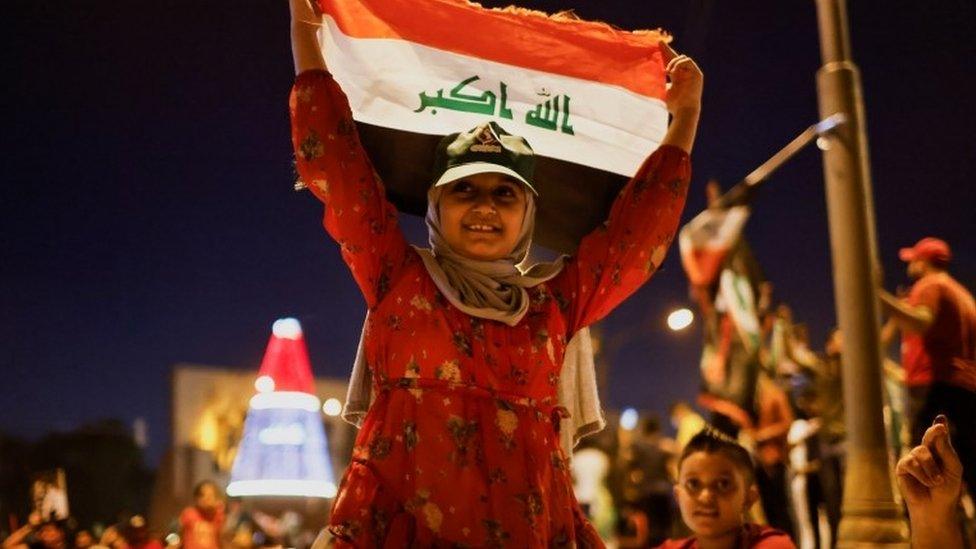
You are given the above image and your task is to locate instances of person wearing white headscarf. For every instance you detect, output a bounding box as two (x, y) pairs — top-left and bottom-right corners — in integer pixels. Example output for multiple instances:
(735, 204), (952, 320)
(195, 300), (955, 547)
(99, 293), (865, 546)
(289, 0), (702, 545)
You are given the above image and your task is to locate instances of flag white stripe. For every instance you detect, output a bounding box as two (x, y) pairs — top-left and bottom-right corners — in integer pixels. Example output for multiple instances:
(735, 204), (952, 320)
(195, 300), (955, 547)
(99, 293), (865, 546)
(319, 16), (668, 177)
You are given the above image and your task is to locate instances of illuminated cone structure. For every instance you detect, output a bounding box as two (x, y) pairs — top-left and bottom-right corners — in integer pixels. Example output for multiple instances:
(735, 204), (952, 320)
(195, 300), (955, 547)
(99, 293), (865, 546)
(227, 318), (336, 498)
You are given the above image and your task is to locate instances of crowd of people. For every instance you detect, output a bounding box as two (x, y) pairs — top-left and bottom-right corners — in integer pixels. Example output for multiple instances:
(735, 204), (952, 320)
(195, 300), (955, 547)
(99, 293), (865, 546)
(2, 421), (968, 549)
(568, 234), (974, 548)
(0, 480), (325, 549)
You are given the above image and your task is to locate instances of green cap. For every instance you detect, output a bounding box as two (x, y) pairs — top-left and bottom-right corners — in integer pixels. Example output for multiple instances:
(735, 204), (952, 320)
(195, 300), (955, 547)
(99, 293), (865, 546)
(431, 121), (537, 194)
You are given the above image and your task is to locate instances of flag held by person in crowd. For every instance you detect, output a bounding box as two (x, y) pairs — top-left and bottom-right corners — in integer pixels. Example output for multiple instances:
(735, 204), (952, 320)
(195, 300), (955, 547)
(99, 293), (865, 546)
(679, 204), (751, 287)
(679, 187), (764, 424)
(313, 0), (669, 252)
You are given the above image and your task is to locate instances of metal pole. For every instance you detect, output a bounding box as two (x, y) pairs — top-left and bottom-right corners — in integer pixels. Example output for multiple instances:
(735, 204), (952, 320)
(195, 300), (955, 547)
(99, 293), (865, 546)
(813, 0), (910, 546)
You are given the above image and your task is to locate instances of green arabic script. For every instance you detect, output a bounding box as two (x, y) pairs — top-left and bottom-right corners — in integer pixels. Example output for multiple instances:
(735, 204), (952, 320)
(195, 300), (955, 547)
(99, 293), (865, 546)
(414, 76), (513, 119)
(525, 95), (574, 135)
(414, 76), (577, 137)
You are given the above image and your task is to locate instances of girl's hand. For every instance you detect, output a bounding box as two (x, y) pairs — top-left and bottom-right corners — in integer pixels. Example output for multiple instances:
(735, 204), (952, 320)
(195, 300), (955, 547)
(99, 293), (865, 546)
(290, 0), (321, 27)
(289, 0), (327, 73)
(660, 41), (703, 117)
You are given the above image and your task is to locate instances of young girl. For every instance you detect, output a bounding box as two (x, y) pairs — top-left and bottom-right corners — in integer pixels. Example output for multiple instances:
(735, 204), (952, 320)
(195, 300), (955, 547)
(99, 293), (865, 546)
(288, 0), (702, 545)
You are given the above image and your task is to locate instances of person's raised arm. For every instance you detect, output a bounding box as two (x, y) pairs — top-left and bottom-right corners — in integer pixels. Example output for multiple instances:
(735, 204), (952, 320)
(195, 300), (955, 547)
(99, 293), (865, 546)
(287, 0), (408, 308)
(878, 287), (935, 334)
(659, 41), (702, 155)
(290, 0), (327, 74)
(2, 513), (41, 549)
(549, 45), (701, 333)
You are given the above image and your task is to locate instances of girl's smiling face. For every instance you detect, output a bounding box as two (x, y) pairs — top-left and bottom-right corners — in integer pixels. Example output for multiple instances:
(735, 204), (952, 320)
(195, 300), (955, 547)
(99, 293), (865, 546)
(674, 451), (759, 541)
(437, 172), (528, 261)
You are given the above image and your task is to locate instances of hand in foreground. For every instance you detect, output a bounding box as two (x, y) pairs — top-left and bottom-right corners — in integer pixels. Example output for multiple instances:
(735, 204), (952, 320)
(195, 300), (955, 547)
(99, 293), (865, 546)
(660, 41), (703, 116)
(897, 415), (963, 510)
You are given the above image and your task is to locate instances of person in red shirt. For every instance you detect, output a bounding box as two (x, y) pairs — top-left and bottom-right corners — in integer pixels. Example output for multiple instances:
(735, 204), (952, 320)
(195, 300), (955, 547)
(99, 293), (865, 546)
(657, 429), (795, 549)
(879, 237), (976, 494)
(179, 481), (225, 549)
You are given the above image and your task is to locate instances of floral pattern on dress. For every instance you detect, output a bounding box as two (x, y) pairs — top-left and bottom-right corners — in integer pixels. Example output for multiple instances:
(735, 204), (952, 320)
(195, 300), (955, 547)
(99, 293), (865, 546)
(368, 434), (392, 460)
(446, 415), (479, 467)
(410, 294), (433, 312)
(483, 519), (511, 548)
(402, 420), (419, 451)
(516, 491), (545, 526)
(435, 359), (462, 384)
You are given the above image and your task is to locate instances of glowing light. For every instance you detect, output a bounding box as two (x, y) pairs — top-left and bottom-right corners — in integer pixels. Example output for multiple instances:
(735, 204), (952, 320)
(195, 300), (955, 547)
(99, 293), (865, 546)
(816, 136), (831, 151)
(225, 479), (338, 498)
(164, 534), (181, 546)
(620, 408), (639, 431)
(258, 423), (307, 445)
(129, 516), (146, 528)
(250, 391), (321, 411)
(322, 398), (342, 417)
(196, 409), (219, 451)
(667, 308), (694, 331)
(255, 375), (275, 393)
(272, 318), (303, 340)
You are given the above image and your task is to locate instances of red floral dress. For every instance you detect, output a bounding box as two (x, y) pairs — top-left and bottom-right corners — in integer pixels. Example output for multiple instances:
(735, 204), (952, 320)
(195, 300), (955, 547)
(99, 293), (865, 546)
(290, 70), (691, 548)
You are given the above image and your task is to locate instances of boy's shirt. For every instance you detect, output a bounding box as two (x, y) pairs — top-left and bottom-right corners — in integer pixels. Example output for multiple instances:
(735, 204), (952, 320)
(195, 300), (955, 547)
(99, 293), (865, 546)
(655, 523), (796, 549)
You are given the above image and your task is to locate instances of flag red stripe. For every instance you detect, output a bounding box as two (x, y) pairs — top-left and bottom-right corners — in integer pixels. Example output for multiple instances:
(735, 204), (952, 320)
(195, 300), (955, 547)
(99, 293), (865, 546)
(681, 248), (729, 287)
(318, 0), (668, 99)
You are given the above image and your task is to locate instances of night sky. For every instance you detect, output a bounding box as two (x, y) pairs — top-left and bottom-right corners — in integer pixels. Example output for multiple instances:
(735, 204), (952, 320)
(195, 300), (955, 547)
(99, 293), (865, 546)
(3, 1), (974, 465)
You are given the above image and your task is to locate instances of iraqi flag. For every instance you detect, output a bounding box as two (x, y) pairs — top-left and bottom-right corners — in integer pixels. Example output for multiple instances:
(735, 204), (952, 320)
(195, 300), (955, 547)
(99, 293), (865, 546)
(315, 0), (670, 253)
(678, 205), (751, 287)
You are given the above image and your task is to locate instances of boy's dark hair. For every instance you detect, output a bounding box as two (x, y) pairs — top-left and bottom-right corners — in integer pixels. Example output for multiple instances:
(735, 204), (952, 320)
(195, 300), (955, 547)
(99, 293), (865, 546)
(678, 428), (755, 485)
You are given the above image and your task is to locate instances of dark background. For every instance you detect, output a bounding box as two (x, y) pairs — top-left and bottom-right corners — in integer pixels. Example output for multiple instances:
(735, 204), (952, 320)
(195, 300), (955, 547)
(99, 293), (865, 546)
(2, 1), (974, 466)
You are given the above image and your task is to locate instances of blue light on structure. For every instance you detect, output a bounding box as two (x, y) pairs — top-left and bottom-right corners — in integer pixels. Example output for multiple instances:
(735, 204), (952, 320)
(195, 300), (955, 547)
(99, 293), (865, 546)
(226, 319), (337, 498)
(226, 393), (336, 498)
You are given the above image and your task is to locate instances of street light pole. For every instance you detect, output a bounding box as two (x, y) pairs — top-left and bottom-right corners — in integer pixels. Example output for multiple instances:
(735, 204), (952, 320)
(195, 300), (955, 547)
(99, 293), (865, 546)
(813, 0), (910, 546)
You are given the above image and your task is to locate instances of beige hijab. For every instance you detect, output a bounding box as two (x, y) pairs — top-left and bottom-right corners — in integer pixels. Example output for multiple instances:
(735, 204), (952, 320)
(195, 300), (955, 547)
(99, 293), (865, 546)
(342, 180), (605, 454)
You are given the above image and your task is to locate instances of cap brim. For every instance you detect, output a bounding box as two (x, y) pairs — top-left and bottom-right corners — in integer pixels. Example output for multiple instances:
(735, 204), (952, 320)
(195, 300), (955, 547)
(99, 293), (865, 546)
(898, 247), (916, 262)
(433, 162), (537, 195)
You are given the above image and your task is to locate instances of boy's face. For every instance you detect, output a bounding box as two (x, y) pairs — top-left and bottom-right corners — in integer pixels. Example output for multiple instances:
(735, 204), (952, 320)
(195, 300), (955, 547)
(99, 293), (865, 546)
(674, 451), (758, 540)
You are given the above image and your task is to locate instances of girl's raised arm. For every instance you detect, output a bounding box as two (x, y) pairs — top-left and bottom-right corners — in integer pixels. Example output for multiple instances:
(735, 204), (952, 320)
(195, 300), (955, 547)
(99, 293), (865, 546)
(290, 0), (327, 74)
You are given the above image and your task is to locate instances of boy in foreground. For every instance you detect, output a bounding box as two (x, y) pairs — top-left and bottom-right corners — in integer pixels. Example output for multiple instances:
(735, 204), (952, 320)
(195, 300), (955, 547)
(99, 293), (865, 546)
(657, 429), (796, 549)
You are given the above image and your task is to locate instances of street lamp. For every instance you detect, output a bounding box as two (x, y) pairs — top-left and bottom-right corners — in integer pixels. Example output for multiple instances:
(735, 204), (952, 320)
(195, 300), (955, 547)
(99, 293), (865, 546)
(667, 308), (694, 331)
(322, 398), (342, 417)
(619, 408), (639, 431)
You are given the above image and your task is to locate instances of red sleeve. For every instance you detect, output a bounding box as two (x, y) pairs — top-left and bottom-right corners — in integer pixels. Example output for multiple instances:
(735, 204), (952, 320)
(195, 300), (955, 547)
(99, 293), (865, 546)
(908, 278), (941, 319)
(549, 145), (691, 334)
(179, 507), (197, 530)
(290, 70), (409, 308)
